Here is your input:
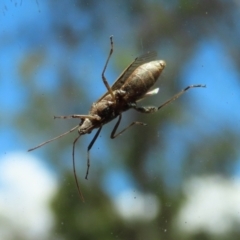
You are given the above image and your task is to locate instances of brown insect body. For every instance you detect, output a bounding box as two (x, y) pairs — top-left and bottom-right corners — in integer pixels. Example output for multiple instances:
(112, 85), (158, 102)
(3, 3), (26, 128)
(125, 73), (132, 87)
(28, 36), (206, 202)
(120, 61), (165, 102)
(83, 60), (166, 134)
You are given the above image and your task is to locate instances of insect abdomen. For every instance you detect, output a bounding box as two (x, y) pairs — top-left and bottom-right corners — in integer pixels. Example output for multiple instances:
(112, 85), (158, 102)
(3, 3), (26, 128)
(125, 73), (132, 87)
(122, 60), (166, 102)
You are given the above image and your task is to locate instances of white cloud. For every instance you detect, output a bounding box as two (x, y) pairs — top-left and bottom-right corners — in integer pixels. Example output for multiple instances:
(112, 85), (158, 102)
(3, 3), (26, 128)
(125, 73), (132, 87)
(0, 152), (57, 240)
(176, 175), (240, 235)
(113, 190), (160, 221)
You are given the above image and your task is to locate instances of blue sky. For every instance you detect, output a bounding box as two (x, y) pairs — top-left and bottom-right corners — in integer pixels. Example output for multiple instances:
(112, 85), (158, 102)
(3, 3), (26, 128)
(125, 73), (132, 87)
(1, 1), (240, 193)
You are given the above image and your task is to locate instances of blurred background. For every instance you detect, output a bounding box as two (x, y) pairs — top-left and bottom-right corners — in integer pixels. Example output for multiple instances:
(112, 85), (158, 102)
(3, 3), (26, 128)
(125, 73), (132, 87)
(1, 0), (240, 239)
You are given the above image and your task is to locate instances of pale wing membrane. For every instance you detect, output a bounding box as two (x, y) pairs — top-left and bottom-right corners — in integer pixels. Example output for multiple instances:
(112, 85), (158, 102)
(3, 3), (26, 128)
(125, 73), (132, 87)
(97, 51), (157, 102)
(136, 88), (160, 102)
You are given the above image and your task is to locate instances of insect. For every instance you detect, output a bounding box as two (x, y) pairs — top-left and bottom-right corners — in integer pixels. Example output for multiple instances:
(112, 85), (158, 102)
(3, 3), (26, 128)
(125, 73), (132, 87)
(28, 36), (206, 201)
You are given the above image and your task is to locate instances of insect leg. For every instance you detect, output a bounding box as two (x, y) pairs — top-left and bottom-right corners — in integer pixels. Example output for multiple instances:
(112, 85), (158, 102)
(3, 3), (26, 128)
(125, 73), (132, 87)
(133, 84), (206, 113)
(72, 134), (85, 202)
(101, 36), (115, 101)
(111, 114), (146, 139)
(85, 127), (102, 180)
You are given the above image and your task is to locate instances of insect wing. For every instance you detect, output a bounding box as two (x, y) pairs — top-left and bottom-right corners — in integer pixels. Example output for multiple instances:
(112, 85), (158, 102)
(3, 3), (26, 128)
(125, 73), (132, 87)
(136, 88), (160, 102)
(97, 51), (157, 102)
(111, 51), (157, 91)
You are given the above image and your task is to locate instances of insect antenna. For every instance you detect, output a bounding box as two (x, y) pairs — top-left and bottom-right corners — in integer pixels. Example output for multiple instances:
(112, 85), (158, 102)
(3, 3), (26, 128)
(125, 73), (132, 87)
(28, 124), (80, 152)
(72, 134), (85, 202)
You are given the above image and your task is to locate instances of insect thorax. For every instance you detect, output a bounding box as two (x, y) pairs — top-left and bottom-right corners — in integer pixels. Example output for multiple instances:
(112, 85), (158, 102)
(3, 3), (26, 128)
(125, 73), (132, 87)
(90, 90), (131, 123)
